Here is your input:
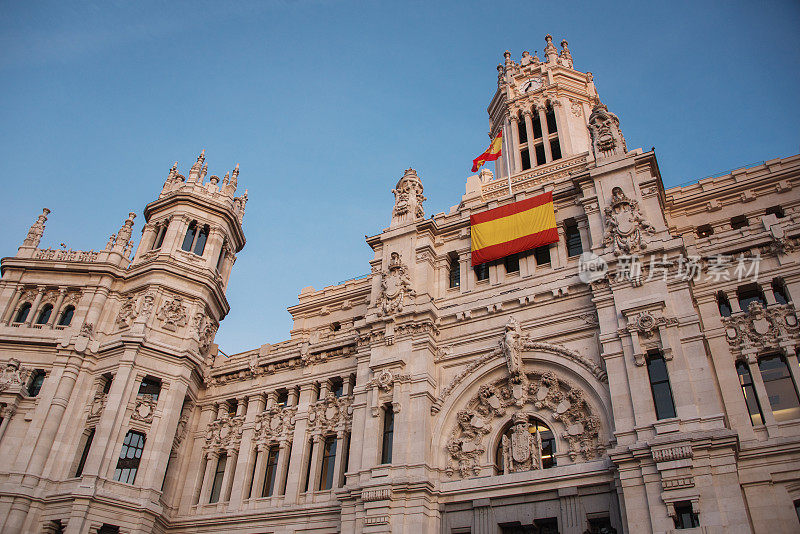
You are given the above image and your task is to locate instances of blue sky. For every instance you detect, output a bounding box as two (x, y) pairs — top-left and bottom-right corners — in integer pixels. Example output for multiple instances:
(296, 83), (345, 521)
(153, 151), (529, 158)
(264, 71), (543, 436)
(1, 1), (798, 354)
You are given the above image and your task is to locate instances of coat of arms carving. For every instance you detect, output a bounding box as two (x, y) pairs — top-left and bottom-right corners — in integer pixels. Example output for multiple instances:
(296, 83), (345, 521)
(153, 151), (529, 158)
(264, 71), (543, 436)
(603, 187), (655, 256)
(377, 252), (415, 316)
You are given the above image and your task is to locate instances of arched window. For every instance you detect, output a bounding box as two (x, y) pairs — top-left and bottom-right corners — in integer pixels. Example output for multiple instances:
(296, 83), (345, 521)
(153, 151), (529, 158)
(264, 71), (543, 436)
(495, 416), (556, 474)
(181, 221), (197, 252)
(14, 302), (31, 323)
(193, 225), (209, 255)
(36, 304), (53, 325)
(57, 306), (75, 326)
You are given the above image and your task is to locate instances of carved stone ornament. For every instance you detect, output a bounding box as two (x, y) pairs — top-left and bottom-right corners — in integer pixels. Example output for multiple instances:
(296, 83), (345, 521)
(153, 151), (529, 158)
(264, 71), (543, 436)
(307, 392), (354, 435)
(502, 411), (542, 473)
(722, 302), (799, 354)
(205, 412), (245, 453)
(0, 358), (28, 392)
(603, 187), (656, 256)
(116, 295), (138, 329)
(628, 311), (676, 339)
(367, 369), (410, 391)
(87, 391), (107, 422)
(254, 405), (297, 445)
(391, 168), (426, 225)
(23, 208), (50, 247)
(588, 103), (627, 160)
(172, 401), (194, 453)
(445, 371), (603, 478)
(158, 296), (188, 331)
(132, 394), (158, 424)
(501, 317), (524, 383)
(376, 252), (415, 316)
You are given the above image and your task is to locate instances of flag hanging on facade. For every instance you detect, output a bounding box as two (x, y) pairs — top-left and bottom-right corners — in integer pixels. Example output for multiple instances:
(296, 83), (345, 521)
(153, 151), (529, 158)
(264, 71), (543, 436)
(471, 131), (503, 172)
(470, 191), (558, 266)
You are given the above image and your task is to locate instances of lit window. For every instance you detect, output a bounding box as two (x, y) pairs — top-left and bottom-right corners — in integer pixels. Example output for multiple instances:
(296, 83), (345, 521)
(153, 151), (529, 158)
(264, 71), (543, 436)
(673, 501), (699, 529)
(504, 253), (520, 274)
(14, 302), (31, 323)
(28, 370), (46, 397)
(448, 254), (460, 288)
(319, 436), (337, 490)
(716, 291), (732, 317)
(475, 262), (489, 282)
(565, 219), (583, 257)
(209, 453), (227, 503)
(262, 446), (280, 497)
(495, 417), (555, 474)
(736, 361), (763, 425)
(647, 351), (676, 420)
(380, 405), (394, 465)
(57, 306), (75, 326)
(114, 431), (146, 484)
(758, 354), (800, 422)
(35, 304), (53, 325)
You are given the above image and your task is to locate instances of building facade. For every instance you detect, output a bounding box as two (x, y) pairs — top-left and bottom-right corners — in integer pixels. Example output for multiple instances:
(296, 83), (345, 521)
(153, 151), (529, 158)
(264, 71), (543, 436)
(1, 35), (800, 534)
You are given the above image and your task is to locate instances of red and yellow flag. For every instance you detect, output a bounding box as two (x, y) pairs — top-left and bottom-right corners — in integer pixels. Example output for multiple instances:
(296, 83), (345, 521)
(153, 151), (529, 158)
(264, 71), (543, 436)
(470, 191), (558, 266)
(471, 131), (503, 172)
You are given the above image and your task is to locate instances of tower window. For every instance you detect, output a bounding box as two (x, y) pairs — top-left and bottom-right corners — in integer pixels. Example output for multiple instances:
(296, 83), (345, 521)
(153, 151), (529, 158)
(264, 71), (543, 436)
(564, 219), (582, 257)
(194, 225), (209, 255)
(533, 245), (551, 266)
(319, 436), (337, 490)
(137, 376), (161, 401)
(520, 148), (531, 170)
(57, 305), (75, 326)
(772, 277), (790, 305)
(534, 143), (546, 166)
(517, 117), (527, 144)
(532, 113), (543, 139)
(758, 354), (800, 422)
(262, 446), (279, 497)
(448, 253), (460, 288)
(114, 430), (146, 484)
(35, 304), (53, 325)
(276, 389), (289, 407)
(14, 302), (31, 323)
(380, 405), (394, 465)
(331, 378), (344, 398)
(74, 428), (96, 477)
(737, 283), (766, 311)
(550, 138), (562, 161)
(673, 501), (699, 529)
(647, 350), (676, 420)
(696, 224), (714, 238)
(28, 370), (46, 397)
(152, 222), (168, 250)
(716, 291), (732, 317)
(474, 262), (489, 282)
(209, 453), (227, 503)
(545, 105), (558, 133)
(730, 215), (748, 230)
(215, 241), (226, 272)
(736, 361), (763, 426)
(504, 253), (520, 274)
(181, 221), (197, 252)
(766, 205), (785, 218)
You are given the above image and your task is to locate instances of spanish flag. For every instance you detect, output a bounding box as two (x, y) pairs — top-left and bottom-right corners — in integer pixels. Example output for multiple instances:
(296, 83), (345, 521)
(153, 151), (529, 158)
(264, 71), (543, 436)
(470, 192), (558, 266)
(471, 131), (503, 172)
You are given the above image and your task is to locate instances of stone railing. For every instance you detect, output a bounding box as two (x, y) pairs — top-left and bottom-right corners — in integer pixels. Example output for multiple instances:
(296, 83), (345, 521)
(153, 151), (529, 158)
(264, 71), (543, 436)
(481, 153), (589, 200)
(34, 248), (100, 262)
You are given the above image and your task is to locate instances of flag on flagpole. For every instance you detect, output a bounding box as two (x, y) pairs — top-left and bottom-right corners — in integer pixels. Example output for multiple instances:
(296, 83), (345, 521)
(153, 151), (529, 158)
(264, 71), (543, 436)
(471, 131), (503, 172)
(470, 191), (558, 266)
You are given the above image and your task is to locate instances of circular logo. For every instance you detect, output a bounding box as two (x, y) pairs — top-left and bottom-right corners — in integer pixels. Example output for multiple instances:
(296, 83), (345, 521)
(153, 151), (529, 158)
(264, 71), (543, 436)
(577, 252), (608, 284)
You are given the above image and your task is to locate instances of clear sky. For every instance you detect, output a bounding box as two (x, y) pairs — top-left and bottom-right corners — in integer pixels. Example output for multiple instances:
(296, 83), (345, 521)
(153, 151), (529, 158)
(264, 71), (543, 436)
(1, 1), (798, 354)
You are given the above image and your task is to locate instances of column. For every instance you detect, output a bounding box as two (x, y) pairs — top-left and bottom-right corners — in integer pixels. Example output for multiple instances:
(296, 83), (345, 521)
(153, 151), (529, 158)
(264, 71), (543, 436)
(274, 440), (291, 495)
(283, 384), (315, 503)
(220, 448), (238, 502)
(577, 219), (590, 253)
(510, 117), (522, 173)
(555, 225), (568, 267)
(198, 451), (220, 505)
(783, 350), (800, 399)
(132, 223), (158, 262)
(25, 287), (44, 326)
(250, 444), (268, 498)
(288, 388), (299, 407)
(229, 395), (264, 505)
(538, 107), (552, 163)
(47, 288), (67, 328)
(306, 434), (324, 493)
(319, 380), (330, 400)
(139, 379), (189, 489)
(472, 499), (496, 534)
(205, 227), (226, 271)
(523, 112), (536, 166)
(746, 355), (778, 427)
(164, 216), (190, 253)
(2, 286), (22, 324)
(728, 290), (742, 313)
(331, 431), (347, 489)
(0, 404), (16, 444)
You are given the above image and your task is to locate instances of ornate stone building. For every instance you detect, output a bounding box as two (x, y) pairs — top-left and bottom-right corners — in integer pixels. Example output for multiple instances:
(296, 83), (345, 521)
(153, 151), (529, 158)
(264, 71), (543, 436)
(1, 35), (799, 534)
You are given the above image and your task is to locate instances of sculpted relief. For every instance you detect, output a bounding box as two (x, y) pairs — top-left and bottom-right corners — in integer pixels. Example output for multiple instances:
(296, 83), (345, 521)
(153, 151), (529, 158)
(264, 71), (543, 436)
(603, 187), (656, 256)
(376, 252), (415, 316)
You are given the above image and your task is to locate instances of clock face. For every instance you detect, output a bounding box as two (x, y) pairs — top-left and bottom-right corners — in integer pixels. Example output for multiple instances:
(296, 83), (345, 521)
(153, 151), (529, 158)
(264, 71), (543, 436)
(523, 77), (543, 93)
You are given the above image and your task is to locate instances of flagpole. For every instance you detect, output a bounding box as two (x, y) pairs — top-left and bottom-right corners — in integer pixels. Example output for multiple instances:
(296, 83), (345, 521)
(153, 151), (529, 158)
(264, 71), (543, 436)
(503, 119), (513, 196)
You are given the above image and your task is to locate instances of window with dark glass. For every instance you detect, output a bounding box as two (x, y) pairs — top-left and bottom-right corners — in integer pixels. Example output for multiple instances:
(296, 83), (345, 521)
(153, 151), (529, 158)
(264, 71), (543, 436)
(766, 205), (785, 219)
(331, 379), (344, 398)
(534, 245), (551, 266)
(276, 389), (289, 407)
(341, 432), (350, 488)
(137, 376), (161, 401)
(673, 501), (699, 529)
(303, 439), (313, 492)
(500, 518), (558, 534)
(772, 278), (790, 305)
(57, 305), (74, 326)
(262, 446), (280, 497)
(215, 243), (226, 272)
(532, 112), (543, 139)
(475, 262), (489, 281)
(517, 117), (528, 144)
(545, 105), (558, 133)
(730, 215), (748, 230)
(647, 351), (676, 419)
(586, 517), (614, 534)
(102, 373), (114, 394)
(226, 399), (237, 416)
(737, 284), (766, 311)
(194, 225), (209, 255)
(504, 253), (520, 274)
(448, 253), (460, 288)
(736, 361), (763, 425)
(520, 148), (531, 170)
(795, 499), (800, 525)
(696, 224), (714, 238)
(717, 291), (732, 317)
(97, 525), (120, 534)
(35, 304), (53, 325)
(114, 430), (146, 484)
(534, 143), (546, 166)
(181, 221), (197, 252)
(565, 219), (582, 257)
(51, 520), (65, 534)
(14, 302), (31, 323)
(380, 405), (394, 465)
(550, 138), (562, 160)
(28, 370), (46, 397)
(152, 223), (167, 250)
(758, 354), (800, 422)
(319, 436), (337, 490)
(209, 453), (227, 503)
(74, 428), (95, 477)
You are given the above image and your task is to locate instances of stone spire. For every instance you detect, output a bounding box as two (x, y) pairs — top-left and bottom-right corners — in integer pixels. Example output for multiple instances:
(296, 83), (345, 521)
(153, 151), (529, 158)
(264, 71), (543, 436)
(188, 149), (205, 183)
(559, 39), (573, 68)
(115, 212), (136, 249)
(391, 168), (426, 227)
(544, 34), (558, 63)
(22, 208), (50, 248)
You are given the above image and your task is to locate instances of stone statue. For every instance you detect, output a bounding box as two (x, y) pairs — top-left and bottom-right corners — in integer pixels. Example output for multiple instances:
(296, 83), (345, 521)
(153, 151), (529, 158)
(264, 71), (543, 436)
(23, 208), (50, 247)
(0, 358), (25, 391)
(115, 212), (136, 247)
(501, 317), (524, 382)
(501, 412), (542, 473)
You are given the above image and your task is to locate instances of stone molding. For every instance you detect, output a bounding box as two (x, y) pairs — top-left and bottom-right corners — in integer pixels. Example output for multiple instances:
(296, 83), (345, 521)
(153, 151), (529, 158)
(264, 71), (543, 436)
(722, 302), (799, 356)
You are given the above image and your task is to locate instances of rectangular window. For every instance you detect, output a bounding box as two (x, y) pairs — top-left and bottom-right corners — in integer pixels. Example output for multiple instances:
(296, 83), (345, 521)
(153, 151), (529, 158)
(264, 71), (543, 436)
(504, 253), (520, 274)
(319, 436), (337, 490)
(532, 113), (543, 139)
(520, 148), (531, 171)
(381, 405), (394, 465)
(545, 107), (558, 133)
(474, 262), (489, 282)
(74, 428), (95, 477)
(533, 245), (551, 266)
(647, 351), (676, 419)
(209, 453), (227, 503)
(341, 432), (351, 488)
(737, 283), (766, 311)
(772, 278), (790, 305)
(534, 143), (546, 165)
(262, 446), (280, 497)
(736, 362), (763, 425)
(564, 220), (583, 257)
(517, 118), (527, 144)
(673, 501), (699, 529)
(277, 390), (289, 406)
(730, 215), (748, 229)
(137, 376), (161, 401)
(449, 254), (461, 288)
(181, 222), (197, 252)
(114, 430), (146, 484)
(759, 354), (800, 422)
(550, 138), (562, 160)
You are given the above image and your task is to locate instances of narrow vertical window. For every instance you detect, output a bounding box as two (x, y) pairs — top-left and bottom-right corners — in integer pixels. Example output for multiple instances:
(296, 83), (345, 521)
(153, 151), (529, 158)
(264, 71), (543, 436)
(532, 112), (543, 139)
(520, 148), (531, 170)
(340, 432), (351, 488)
(194, 225), (209, 255)
(448, 253), (460, 288)
(114, 431), (146, 484)
(564, 219), (582, 257)
(534, 143), (546, 166)
(504, 253), (520, 274)
(35, 304), (53, 325)
(534, 245), (551, 266)
(152, 223), (167, 250)
(57, 305), (75, 326)
(215, 241), (226, 272)
(181, 221), (197, 252)
(673, 501), (699, 529)
(262, 446), (280, 497)
(736, 361), (763, 425)
(318, 436), (337, 490)
(474, 262), (489, 282)
(14, 302), (31, 323)
(550, 138), (562, 160)
(302, 439), (313, 492)
(27, 370), (46, 397)
(74, 428), (96, 477)
(380, 405), (394, 465)
(246, 448), (259, 499)
(717, 291), (732, 317)
(209, 453), (227, 503)
(280, 443), (291, 495)
(331, 379), (344, 398)
(277, 389), (289, 406)
(646, 351), (676, 419)
(772, 278), (790, 305)
(545, 104), (558, 133)
(517, 117), (527, 144)
(758, 354), (800, 422)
